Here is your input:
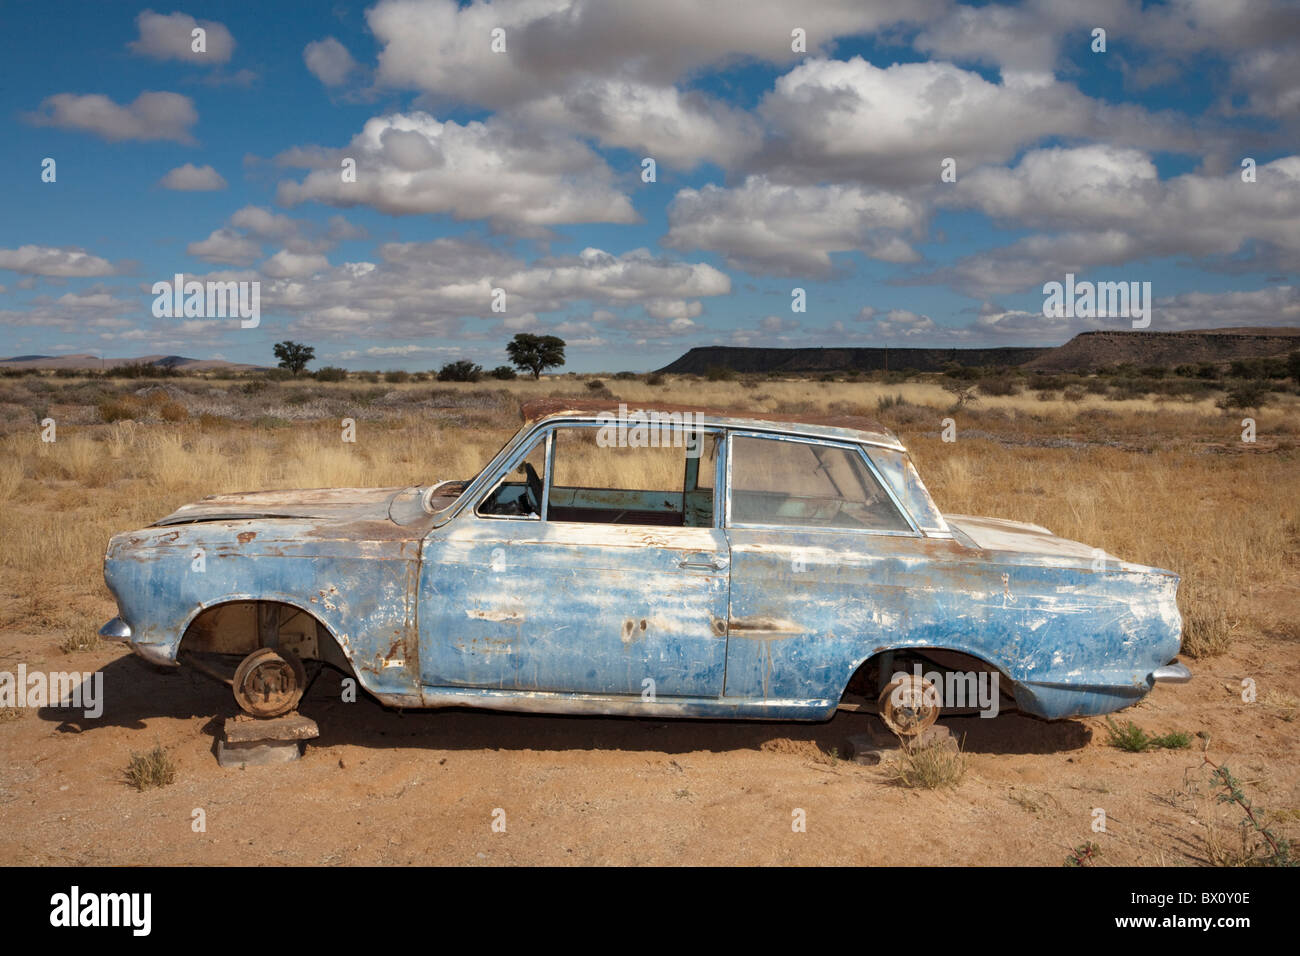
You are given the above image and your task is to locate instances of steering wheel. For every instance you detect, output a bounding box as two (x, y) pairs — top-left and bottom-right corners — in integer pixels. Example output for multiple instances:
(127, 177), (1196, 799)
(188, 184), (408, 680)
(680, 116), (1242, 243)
(523, 462), (544, 515)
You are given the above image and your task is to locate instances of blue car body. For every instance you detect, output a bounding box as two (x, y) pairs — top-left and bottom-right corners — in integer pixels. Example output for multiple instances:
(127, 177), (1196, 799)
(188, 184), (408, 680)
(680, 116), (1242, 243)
(101, 401), (1187, 722)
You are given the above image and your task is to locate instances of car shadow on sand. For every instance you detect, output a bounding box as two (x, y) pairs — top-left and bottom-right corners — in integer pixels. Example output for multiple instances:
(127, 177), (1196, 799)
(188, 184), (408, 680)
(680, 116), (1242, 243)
(43, 654), (1092, 757)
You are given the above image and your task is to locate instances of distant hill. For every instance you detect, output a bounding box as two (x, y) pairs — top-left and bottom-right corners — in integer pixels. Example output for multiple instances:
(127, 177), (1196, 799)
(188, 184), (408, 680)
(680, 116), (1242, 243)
(0, 353), (267, 372)
(660, 328), (1300, 375)
(1024, 329), (1300, 371)
(658, 345), (1050, 375)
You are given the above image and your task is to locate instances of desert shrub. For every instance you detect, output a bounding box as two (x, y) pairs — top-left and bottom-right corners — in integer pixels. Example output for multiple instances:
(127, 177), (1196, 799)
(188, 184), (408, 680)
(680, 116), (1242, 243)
(585, 379), (606, 390)
(438, 360), (483, 383)
(1108, 380), (1148, 400)
(98, 395), (144, 422)
(157, 399), (188, 422)
(942, 361), (979, 380)
(314, 366), (348, 382)
(977, 378), (1021, 397)
(383, 370), (411, 384)
(942, 381), (980, 410)
(357, 371), (380, 383)
(488, 365), (517, 380)
(613, 370), (637, 380)
(1104, 719), (1192, 753)
(1062, 385), (1086, 403)
(704, 365), (735, 382)
(1029, 372), (1067, 390)
(646, 372), (665, 386)
(1217, 381), (1271, 411)
(1231, 357), (1288, 380)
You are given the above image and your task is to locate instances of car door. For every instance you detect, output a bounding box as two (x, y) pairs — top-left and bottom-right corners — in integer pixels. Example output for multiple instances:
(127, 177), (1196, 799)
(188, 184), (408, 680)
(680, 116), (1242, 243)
(722, 431), (923, 702)
(418, 422), (730, 698)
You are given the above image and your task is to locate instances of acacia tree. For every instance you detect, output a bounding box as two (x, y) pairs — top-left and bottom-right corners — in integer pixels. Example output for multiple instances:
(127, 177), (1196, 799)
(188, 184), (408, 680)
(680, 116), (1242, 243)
(507, 333), (565, 379)
(273, 341), (315, 376)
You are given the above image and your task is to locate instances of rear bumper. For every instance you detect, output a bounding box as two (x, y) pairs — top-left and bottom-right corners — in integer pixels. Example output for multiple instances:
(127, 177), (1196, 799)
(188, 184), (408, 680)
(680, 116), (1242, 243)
(1151, 661), (1192, 684)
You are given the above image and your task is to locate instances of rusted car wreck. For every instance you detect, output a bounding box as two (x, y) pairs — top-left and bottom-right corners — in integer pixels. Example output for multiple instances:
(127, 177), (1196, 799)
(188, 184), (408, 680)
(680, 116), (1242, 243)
(101, 399), (1189, 733)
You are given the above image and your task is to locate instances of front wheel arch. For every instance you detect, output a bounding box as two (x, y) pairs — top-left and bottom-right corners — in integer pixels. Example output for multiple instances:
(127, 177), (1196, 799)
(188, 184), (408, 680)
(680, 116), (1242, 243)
(179, 598), (357, 680)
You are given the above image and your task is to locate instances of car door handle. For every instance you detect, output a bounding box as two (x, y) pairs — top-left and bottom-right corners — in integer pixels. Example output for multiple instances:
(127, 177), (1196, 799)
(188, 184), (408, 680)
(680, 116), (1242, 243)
(678, 554), (725, 571)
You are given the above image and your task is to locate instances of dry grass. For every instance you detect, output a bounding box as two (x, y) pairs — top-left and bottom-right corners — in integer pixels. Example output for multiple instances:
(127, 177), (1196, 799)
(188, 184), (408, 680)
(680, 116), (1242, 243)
(890, 737), (967, 789)
(124, 742), (176, 792)
(0, 378), (1295, 663)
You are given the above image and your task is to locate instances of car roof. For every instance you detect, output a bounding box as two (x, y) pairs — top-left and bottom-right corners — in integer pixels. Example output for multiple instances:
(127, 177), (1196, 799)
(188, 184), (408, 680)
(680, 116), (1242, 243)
(519, 398), (904, 450)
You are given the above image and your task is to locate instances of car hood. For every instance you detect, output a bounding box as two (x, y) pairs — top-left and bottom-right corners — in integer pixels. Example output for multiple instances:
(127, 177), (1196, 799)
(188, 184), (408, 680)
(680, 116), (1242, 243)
(944, 513), (1171, 575)
(153, 487), (412, 527)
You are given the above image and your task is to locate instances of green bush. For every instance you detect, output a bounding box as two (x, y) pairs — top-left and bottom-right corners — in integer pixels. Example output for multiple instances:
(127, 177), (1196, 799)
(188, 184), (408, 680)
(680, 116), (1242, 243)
(314, 366), (348, 382)
(438, 360), (483, 383)
(1217, 381), (1271, 411)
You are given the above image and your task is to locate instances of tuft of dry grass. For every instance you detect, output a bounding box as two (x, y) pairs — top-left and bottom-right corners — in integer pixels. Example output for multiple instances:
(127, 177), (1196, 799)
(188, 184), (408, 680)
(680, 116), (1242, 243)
(124, 743), (176, 791)
(60, 629), (102, 654)
(1179, 584), (1237, 658)
(890, 737), (967, 789)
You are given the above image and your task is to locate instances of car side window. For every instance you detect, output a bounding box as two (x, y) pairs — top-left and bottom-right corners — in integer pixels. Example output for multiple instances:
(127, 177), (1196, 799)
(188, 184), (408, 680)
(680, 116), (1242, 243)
(546, 424), (718, 527)
(728, 435), (912, 532)
(478, 436), (548, 518)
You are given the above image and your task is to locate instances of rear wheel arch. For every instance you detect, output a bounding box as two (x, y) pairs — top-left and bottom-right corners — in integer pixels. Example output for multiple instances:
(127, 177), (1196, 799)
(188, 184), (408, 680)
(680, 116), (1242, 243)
(840, 644), (1016, 704)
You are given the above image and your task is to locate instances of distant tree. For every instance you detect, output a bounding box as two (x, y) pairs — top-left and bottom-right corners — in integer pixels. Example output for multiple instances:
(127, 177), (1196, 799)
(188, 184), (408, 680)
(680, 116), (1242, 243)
(438, 360), (483, 382)
(506, 333), (565, 379)
(273, 341), (315, 376)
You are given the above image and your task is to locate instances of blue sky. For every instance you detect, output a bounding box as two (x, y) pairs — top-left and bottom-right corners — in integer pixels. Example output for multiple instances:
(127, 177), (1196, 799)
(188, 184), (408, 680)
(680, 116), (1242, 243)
(2, 1), (1298, 372)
